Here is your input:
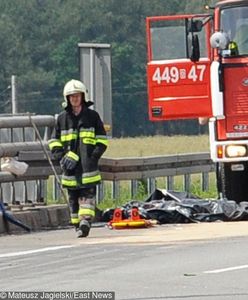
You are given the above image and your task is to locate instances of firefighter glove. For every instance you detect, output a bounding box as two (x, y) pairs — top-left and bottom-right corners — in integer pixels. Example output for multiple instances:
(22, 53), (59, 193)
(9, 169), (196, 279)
(60, 151), (79, 171)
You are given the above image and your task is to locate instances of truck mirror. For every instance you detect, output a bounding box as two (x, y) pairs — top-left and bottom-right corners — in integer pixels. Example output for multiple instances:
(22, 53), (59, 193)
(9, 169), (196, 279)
(190, 34), (200, 61)
(188, 20), (203, 33)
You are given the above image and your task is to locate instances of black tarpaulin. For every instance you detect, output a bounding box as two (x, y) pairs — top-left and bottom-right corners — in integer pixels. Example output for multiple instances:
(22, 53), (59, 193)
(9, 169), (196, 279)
(101, 189), (248, 224)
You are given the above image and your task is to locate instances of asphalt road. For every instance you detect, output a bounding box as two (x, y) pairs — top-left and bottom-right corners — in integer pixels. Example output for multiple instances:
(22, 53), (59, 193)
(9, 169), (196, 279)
(1, 222), (248, 300)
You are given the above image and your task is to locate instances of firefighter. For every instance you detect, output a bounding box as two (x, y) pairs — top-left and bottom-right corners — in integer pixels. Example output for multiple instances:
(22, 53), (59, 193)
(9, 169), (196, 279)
(234, 23), (248, 55)
(228, 41), (239, 56)
(48, 79), (108, 237)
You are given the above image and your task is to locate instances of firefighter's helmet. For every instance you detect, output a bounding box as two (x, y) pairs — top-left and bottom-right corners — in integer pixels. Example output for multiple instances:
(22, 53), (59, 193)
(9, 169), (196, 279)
(228, 41), (239, 56)
(62, 79), (92, 108)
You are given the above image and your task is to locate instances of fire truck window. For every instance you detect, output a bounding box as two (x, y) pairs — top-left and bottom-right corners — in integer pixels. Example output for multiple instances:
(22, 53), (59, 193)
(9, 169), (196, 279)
(150, 22), (186, 60)
(150, 19), (207, 61)
(234, 23), (248, 55)
(221, 6), (248, 55)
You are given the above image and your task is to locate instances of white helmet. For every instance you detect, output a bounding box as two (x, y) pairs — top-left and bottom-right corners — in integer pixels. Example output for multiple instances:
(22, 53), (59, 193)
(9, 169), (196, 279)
(62, 79), (92, 108)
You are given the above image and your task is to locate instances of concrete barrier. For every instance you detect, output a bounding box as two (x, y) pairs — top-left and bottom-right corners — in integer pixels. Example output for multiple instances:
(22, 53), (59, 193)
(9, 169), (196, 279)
(0, 205), (71, 235)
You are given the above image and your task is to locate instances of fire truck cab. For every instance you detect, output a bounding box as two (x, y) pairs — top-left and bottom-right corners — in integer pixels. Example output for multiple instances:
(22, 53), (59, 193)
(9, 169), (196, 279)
(146, 0), (248, 202)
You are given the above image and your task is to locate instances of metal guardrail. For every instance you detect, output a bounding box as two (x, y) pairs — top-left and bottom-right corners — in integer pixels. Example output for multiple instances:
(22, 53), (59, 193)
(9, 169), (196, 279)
(0, 115), (216, 205)
(1, 148), (216, 203)
(99, 154), (216, 199)
(100, 153), (214, 179)
(0, 115), (55, 205)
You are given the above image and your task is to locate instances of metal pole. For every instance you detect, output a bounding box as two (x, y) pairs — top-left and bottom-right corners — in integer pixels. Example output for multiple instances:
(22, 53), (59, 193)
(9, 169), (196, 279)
(90, 48), (95, 107)
(11, 75), (17, 114)
(29, 115), (69, 206)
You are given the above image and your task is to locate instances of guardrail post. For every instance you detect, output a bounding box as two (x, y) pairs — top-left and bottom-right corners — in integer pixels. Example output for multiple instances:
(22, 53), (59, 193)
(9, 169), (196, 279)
(52, 176), (60, 201)
(40, 180), (46, 203)
(36, 180), (46, 203)
(23, 181), (28, 203)
(184, 174), (191, 192)
(2, 183), (13, 205)
(44, 126), (54, 140)
(11, 182), (16, 204)
(147, 178), (156, 195)
(112, 180), (120, 200)
(96, 182), (104, 204)
(0, 184), (2, 202)
(130, 180), (138, 198)
(167, 176), (174, 190)
(202, 172), (209, 191)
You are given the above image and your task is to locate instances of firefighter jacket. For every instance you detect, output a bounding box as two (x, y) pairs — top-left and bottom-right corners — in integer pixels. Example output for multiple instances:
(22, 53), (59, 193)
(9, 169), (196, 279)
(48, 106), (108, 189)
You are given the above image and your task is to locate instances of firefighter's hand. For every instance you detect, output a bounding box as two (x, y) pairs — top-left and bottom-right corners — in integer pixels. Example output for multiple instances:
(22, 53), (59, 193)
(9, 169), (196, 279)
(51, 149), (64, 161)
(60, 151), (79, 171)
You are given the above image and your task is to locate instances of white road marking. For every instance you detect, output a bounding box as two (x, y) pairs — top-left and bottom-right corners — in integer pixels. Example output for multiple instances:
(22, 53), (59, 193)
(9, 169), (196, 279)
(0, 245), (75, 258)
(204, 264), (248, 274)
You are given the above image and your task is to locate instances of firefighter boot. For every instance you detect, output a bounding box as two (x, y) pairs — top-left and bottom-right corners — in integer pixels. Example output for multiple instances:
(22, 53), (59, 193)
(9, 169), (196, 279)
(77, 219), (91, 238)
(77, 195), (95, 238)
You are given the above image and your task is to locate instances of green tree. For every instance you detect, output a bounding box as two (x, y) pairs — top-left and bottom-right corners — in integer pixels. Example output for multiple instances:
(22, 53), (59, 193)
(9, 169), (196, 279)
(0, 0), (214, 134)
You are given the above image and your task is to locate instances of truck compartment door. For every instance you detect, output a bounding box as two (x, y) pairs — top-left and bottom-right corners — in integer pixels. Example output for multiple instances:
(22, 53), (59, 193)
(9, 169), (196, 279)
(225, 65), (248, 132)
(146, 15), (212, 121)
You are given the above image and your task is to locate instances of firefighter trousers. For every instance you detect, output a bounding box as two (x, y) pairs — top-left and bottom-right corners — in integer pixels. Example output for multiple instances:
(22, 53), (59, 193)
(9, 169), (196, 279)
(68, 187), (96, 228)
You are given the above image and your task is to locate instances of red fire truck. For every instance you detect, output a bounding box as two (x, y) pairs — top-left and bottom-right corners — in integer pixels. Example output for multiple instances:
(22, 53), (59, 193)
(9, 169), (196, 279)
(146, 0), (248, 202)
